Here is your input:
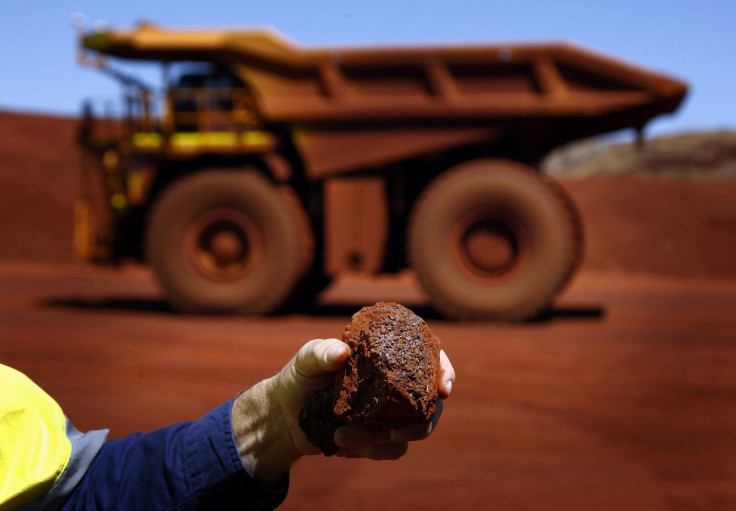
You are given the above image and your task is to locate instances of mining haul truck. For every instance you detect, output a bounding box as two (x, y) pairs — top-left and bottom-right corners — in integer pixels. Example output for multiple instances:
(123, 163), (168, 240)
(74, 23), (687, 320)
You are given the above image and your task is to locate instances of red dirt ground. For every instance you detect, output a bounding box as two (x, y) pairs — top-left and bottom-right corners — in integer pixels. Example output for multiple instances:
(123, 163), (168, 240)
(1, 265), (735, 510)
(2, 110), (736, 510)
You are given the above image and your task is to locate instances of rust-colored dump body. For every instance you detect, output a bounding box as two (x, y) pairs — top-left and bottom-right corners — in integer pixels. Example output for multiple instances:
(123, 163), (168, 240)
(76, 24), (687, 320)
(82, 24), (686, 177)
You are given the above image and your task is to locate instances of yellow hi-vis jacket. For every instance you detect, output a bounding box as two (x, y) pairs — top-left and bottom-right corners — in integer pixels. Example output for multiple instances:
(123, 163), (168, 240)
(0, 364), (107, 510)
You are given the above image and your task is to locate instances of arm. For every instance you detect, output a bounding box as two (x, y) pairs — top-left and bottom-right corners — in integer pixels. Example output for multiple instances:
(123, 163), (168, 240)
(59, 338), (454, 510)
(60, 400), (287, 511)
(231, 338), (456, 483)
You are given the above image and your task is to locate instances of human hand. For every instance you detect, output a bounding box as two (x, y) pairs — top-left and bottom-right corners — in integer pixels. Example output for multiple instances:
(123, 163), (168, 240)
(277, 338), (455, 459)
(231, 338), (455, 484)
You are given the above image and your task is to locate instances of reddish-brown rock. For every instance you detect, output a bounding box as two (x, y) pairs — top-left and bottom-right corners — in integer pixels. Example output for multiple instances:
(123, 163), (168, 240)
(334, 302), (441, 424)
(299, 302), (441, 456)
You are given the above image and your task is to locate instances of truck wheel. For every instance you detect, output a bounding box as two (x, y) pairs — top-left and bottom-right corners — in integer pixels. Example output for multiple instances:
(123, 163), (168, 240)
(279, 186), (315, 281)
(146, 170), (306, 314)
(408, 159), (577, 320)
(278, 187), (332, 309)
(543, 176), (584, 293)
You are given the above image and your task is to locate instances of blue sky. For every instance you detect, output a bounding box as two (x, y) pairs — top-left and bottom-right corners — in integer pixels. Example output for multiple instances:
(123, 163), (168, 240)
(2, 0), (734, 137)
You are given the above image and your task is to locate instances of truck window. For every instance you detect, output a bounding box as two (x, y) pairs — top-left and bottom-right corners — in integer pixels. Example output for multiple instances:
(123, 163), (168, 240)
(170, 67), (247, 131)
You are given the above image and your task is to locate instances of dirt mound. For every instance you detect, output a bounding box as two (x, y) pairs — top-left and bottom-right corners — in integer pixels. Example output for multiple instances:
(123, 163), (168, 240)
(545, 131), (736, 179)
(0, 110), (81, 262)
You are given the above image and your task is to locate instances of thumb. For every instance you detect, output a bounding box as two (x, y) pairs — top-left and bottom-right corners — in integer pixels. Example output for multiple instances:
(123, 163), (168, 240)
(288, 338), (350, 388)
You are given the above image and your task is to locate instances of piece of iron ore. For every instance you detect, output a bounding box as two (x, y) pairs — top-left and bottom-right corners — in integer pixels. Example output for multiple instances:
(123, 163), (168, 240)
(298, 385), (343, 456)
(298, 302), (441, 456)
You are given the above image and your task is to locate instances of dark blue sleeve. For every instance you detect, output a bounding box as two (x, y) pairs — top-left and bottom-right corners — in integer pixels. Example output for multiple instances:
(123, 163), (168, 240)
(60, 399), (288, 511)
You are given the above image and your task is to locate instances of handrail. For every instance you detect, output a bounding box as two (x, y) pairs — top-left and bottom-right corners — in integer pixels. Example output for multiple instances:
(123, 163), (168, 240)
(80, 86), (260, 151)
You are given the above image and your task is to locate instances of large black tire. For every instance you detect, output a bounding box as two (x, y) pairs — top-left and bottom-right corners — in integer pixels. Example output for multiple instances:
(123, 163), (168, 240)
(146, 170), (308, 314)
(278, 187), (333, 309)
(279, 186), (316, 282)
(542, 176), (584, 293)
(408, 159), (578, 321)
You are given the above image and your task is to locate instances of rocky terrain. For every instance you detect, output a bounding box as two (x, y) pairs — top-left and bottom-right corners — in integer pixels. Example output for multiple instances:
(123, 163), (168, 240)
(545, 129), (736, 179)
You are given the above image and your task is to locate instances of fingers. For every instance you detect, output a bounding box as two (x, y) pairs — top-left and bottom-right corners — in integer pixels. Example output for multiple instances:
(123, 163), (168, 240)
(391, 399), (443, 442)
(334, 425), (410, 460)
(334, 425), (391, 448)
(290, 338), (350, 385)
(438, 349), (456, 399)
(281, 338), (454, 464)
(275, 338), (351, 415)
(342, 442), (410, 460)
(334, 420), (431, 449)
(333, 398), (444, 461)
